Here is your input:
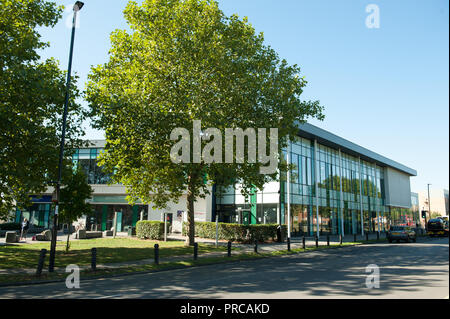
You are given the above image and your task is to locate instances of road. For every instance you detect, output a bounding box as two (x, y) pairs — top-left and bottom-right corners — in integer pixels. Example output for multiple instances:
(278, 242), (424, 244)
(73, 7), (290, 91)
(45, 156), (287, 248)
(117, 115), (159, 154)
(0, 237), (448, 299)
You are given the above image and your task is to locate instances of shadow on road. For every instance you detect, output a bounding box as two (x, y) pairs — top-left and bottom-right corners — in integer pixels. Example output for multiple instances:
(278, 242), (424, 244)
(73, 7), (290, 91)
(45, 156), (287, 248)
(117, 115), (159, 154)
(0, 239), (448, 298)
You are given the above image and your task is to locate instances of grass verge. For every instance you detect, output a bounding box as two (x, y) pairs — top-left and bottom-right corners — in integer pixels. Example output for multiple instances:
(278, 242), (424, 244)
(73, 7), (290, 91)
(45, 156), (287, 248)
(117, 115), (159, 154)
(0, 237), (230, 269)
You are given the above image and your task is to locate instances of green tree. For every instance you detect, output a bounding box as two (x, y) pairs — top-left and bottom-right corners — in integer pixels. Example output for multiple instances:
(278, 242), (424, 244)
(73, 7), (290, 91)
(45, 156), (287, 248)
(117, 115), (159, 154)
(86, 0), (324, 245)
(59, 167), (93, 252)
(0, 0), (88, 219)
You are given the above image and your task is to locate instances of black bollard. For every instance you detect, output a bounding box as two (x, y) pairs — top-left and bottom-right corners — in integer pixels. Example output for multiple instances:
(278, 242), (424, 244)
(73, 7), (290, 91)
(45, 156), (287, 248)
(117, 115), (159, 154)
(302, 236), (306, 250)
(366, 232), (369, 241)
(193, 243), (198, 260)
(287, 237), (291, 251)
(315, 235), (319, 248)
(327, 235), (330, 246)
(227, 241), (231, 257)
(154, 243), (159, 265)
(376, 232), (380, 241)
(91, 247), (97, 271)
(254, 240), (258, 253)
(354, 234), (357, 242)
(340, 234), (343, 245)
(36, 248), (47, 277)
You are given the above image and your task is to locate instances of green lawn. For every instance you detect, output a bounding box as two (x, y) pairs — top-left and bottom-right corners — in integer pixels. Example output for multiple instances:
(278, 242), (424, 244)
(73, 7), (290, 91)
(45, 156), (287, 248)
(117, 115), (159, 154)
(0, 237), (230, 269)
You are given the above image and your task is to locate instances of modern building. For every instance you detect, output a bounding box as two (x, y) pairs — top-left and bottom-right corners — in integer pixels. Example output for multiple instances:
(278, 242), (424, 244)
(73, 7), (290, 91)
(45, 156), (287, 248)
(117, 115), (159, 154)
(13, 123), (419, 237)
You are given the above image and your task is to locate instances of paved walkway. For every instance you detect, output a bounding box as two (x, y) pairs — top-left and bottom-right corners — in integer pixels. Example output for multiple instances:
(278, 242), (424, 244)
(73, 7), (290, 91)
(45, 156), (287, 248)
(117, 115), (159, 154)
(0, 232), (392, 276)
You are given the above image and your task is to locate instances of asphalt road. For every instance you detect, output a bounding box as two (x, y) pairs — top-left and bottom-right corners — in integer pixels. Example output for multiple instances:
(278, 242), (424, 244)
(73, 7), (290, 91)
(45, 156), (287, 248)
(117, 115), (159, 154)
(1, 237), (448, 299)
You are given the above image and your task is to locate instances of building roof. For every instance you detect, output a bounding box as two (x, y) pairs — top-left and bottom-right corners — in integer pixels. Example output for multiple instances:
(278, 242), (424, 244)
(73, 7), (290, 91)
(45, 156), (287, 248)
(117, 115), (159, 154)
(80, 124), (417, 177)
(297, 122), (417, 176)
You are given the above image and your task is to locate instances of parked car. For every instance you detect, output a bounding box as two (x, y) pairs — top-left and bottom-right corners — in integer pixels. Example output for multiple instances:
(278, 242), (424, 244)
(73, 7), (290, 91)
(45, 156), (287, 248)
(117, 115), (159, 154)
(427, 218), (449, 237)
(388, 225), (416, 243)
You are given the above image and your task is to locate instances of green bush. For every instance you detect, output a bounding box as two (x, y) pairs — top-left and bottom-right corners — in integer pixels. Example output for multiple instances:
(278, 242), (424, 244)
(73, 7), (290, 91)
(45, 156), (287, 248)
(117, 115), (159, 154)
(0, 222), (21, 230)
(136, 221), (164, 240)
(182, 222), (287, 243)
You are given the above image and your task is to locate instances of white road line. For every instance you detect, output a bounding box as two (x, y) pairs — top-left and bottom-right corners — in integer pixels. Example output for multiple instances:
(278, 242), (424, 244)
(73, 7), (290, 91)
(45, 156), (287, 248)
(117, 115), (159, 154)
(95, 294), (122, 299)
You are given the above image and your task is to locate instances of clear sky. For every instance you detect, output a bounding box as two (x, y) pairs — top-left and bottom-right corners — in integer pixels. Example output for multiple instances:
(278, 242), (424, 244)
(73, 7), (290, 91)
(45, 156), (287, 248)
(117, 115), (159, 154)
(37, 0), (449, 193)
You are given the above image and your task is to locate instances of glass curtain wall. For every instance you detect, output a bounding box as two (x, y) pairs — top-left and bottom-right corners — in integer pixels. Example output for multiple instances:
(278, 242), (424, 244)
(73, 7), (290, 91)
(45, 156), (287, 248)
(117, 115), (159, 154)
(282, 137), (315, 236)
(72, 148), (111, 184)
(283, 137), (389, 236)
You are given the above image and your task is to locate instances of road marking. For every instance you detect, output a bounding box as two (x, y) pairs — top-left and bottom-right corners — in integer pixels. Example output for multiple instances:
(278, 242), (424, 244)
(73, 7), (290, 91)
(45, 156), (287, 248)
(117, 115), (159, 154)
(95, 294), (122, 299)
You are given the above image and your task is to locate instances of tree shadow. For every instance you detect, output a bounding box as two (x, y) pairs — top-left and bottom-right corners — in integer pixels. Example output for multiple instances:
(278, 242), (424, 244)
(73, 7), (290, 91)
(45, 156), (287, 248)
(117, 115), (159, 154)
(0, 243), (226, 270)
(0, 239), (447, 298)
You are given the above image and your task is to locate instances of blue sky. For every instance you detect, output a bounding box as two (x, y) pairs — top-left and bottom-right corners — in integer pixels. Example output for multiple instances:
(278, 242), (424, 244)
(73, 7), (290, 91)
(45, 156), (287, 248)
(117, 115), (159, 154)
(37, 0), (449, 193)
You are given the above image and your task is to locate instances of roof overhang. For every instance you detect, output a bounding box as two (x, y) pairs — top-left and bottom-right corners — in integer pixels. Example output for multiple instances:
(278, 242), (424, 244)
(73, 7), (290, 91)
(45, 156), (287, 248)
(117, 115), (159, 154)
(296, 122), (417, 176)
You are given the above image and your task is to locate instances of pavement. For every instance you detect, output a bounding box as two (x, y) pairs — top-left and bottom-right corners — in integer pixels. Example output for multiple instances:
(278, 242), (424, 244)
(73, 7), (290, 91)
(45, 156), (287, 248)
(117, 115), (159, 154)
(0, 236), (447, 299)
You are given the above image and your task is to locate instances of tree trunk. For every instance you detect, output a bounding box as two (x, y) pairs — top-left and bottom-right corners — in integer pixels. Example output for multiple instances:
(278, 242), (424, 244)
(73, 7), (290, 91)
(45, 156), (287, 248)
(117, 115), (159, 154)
(186, 184), (195, 246)
(65, 225), (71, 253)
(185, 170), (201, 246)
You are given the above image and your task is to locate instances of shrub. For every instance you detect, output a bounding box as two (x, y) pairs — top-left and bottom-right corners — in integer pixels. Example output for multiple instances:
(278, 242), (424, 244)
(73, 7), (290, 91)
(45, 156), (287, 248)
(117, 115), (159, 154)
(182, 222), (287, 243)
(136, 221), (164, 240)
(0, 222), (21, 230)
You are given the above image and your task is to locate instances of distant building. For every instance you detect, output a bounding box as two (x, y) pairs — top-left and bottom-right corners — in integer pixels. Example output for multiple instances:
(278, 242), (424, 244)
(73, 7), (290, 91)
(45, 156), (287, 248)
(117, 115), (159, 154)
(418, 188), (449, 218)
(410, 192), (421, 227)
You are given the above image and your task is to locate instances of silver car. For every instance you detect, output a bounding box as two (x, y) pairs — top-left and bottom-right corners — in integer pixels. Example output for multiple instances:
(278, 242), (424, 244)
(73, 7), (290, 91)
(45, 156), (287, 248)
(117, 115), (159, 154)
(388, 226), (417, 243)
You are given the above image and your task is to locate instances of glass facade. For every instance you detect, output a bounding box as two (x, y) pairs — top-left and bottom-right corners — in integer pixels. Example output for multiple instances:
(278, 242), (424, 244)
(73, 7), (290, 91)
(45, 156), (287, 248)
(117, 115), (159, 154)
(280, 137), (389, 236)
(214, 135), (417, 236)
(72, 148), (111, 184)
(14, 148), (142, 232)
(15, 203), (53, 229)
(72, 148), (146, 231)
(85, 204), (148, 232)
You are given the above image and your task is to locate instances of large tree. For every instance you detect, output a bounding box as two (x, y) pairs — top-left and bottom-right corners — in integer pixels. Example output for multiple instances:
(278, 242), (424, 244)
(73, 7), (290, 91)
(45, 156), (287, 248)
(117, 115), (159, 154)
(87, 0), (324, 245)
(0, 0), (88, 219)
(59, 167), (93, 252)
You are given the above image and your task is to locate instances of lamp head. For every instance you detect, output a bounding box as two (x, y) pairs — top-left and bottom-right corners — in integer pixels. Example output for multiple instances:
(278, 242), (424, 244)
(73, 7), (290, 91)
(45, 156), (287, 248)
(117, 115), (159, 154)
(74, 1), (84, 11)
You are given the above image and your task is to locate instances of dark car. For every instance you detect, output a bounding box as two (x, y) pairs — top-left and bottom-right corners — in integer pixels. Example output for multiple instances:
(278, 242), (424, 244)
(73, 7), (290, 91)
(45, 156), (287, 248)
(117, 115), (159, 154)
(388, 225), (416, 243)
(427, 218), (449, 237)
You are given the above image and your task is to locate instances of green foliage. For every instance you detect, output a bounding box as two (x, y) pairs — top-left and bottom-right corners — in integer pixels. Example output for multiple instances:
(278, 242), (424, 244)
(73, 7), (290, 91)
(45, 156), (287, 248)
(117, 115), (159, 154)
(0, 0), (88, 219)
(0, 222), (21, 230)
(136, 220), (164, 240)
(59, 168), (93, 224)
(430, 212), (443, 219)
(182, 221), (287, 243)
(86, 0), (323, 245)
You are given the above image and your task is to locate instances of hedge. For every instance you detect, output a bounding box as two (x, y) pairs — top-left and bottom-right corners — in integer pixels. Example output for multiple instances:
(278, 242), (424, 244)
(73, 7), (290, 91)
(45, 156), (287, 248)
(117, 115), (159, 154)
(182, 222), (287, 243)
(136, 221), (164, 240)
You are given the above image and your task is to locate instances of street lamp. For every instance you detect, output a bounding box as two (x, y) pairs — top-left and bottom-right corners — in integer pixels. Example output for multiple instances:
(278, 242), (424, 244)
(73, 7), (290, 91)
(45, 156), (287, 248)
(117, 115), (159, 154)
(48, 1), (84, 272)
(427, 183), (432, 220)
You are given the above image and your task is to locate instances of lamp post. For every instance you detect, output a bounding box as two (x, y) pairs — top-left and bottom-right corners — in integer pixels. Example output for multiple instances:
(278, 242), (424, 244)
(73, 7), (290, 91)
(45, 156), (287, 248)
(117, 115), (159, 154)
(48, 1), (84, 272)
(427, 183), (432, 220)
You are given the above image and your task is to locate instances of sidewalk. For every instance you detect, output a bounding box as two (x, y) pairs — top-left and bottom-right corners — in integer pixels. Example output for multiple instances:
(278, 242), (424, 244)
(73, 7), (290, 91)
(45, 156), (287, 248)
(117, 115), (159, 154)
(0, 232), (385, 276)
